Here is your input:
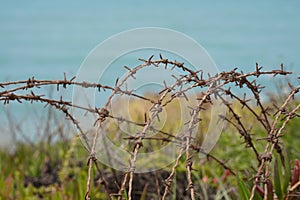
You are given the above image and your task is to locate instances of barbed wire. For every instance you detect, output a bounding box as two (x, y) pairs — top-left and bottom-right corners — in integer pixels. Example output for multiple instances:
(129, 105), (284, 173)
(0, 55), (299, 199)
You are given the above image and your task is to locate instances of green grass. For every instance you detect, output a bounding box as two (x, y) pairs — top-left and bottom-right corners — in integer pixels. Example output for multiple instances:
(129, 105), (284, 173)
(0, 102), (299, 199)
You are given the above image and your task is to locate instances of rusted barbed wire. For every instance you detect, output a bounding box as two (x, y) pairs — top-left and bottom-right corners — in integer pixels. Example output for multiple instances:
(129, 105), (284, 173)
(1, 55), (299, 199)
(250, 84), (300, 200)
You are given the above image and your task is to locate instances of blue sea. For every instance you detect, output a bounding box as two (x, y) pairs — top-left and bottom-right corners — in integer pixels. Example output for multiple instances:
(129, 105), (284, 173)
(0, 1), (300, 144)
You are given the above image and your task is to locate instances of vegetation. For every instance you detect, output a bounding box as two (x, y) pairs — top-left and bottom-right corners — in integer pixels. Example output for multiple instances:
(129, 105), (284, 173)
(0, 56), (299, 199)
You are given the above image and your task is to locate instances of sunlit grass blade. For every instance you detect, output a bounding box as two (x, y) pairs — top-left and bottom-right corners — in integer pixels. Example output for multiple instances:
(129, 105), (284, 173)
(274, 157), (283, 199)
(237, 175), (250, 200)
(140, 183), (149, 200)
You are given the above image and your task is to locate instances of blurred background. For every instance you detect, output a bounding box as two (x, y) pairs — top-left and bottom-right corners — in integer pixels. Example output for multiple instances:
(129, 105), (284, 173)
(1, 0), (300, 144)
